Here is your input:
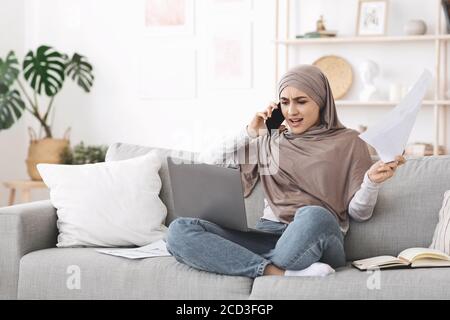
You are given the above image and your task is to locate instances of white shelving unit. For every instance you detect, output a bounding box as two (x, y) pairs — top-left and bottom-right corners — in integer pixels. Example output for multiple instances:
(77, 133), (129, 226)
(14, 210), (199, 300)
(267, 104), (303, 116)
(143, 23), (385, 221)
(274, 0), (449, 155)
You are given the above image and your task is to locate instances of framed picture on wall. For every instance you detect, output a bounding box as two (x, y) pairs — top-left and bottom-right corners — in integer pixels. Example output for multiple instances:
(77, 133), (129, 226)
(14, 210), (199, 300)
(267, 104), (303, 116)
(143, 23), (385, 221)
(144, 0), (195, 36)
(205, 21), (253, 89)
(356, 0), (388, 36)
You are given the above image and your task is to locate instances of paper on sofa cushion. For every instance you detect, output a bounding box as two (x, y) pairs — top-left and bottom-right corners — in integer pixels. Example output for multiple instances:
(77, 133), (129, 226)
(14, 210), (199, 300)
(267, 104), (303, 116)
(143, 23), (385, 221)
(96, 239), (171, 259)
(359, 69), (432, 163)
(430, 190), (450, 255)
(37, 151), (168, 247)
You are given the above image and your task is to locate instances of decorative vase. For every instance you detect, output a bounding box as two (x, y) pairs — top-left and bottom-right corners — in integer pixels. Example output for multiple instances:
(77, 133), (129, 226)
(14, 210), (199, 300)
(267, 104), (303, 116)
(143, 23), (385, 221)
(404, 19), (427, 35)
(26, 127), (71, 181)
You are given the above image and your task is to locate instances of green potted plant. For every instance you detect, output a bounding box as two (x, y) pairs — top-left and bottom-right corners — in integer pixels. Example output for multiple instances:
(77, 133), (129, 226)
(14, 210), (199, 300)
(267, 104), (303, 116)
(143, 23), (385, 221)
(0, 45), (94, 180)
(60, 141), (108, 165)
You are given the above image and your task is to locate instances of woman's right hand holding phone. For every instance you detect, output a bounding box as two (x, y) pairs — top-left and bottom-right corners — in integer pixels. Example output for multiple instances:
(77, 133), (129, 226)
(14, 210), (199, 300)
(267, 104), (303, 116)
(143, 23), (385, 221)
(246, 102), (280, 138)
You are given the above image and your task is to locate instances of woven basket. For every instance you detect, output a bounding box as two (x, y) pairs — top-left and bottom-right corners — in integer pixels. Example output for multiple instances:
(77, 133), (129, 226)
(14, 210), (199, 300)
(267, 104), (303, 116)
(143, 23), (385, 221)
(26, 127), (71, 181)
(313, 55), (353, 99)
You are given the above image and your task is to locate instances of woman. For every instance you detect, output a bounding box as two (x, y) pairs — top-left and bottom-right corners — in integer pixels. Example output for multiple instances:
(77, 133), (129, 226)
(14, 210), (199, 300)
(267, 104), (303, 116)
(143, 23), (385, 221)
(166, 65), (406, 278)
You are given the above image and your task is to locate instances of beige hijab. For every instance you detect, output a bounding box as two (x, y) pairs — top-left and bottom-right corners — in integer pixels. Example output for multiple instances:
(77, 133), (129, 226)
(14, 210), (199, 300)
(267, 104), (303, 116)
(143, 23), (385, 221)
(240, 65), (373, 229)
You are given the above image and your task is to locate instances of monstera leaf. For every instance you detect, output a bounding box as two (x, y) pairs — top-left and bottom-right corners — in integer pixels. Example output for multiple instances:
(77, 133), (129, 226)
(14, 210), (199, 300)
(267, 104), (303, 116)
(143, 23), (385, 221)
(23, 45), (66, 97)
(0, 46), (95, 135)
(65, 53), (94, 93)
(0, 89), (25, 130)
(0, 51), (20, 93)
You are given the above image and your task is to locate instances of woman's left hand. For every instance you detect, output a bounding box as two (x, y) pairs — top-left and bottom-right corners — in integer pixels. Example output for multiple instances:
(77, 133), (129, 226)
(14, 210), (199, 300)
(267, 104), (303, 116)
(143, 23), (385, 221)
(367, 155), (406, 184)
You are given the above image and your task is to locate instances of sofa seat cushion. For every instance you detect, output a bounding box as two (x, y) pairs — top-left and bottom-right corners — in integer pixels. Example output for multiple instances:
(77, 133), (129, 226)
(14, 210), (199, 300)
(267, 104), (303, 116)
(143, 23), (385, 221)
(250, 263), (450, 300)
(345, 155), (450, 261)
(18, 248), (252, 300)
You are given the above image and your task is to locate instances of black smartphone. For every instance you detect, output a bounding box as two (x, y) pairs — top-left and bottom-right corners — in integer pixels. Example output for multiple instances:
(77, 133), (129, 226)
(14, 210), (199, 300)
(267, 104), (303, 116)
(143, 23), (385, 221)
(265, 102), (285, 131)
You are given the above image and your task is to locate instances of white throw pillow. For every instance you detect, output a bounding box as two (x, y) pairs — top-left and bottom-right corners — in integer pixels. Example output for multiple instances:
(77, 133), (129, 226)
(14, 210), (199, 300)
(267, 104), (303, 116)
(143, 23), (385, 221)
(37, 151), (168, 247)
(430, 190), (450, 254)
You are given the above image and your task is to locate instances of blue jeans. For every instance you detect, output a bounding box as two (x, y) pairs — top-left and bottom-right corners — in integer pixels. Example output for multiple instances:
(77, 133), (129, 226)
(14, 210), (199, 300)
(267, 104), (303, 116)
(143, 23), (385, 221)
(166, 205), (346, 278)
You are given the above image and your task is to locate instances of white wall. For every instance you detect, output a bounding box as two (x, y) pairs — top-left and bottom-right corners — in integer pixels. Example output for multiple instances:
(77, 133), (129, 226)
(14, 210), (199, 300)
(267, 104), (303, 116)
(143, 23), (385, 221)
(14, 0), (277, 202)
(1, 0), (449, 205)
(24, 0), (449, 152)
(23, 0), (276, 149)
(0, 0), (28, 206)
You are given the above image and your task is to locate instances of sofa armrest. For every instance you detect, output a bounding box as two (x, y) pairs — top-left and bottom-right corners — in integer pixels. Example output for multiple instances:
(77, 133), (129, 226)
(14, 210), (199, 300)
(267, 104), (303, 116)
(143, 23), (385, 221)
(0, 200), (57, 299)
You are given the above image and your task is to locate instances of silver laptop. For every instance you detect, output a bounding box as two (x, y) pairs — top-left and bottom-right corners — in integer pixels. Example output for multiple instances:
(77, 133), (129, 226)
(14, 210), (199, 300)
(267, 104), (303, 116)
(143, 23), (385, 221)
(167, 156), (273, 235)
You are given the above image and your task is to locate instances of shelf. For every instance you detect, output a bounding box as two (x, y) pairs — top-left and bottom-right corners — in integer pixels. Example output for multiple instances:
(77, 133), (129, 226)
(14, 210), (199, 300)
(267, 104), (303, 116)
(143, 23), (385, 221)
(274, 0), (448, 155)
(274, 34), (450, 45)
(335, 100), (450, 106)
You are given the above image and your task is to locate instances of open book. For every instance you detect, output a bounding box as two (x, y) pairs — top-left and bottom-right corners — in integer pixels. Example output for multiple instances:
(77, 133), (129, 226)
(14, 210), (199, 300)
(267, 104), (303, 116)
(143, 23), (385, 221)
(352, 247), (450, 271)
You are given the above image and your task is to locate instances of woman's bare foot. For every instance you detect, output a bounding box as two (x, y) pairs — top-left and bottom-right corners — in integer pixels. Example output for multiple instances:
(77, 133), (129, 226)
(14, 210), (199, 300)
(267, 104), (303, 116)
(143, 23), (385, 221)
(263, 264), (285, 276)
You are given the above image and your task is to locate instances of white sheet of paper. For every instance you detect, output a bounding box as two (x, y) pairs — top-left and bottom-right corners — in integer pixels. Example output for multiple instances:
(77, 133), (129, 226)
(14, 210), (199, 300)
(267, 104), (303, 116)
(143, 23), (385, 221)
(96, 239), (172, 259)
(358, 69), (432, 163)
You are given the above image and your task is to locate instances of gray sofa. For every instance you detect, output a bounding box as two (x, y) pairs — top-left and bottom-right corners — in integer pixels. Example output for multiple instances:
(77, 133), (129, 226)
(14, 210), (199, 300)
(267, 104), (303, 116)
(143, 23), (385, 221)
(1, 142), (450, 300)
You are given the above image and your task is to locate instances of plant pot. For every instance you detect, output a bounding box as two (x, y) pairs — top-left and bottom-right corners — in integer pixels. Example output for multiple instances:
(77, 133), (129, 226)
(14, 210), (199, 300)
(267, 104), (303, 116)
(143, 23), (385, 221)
(26, 127), (71, 181)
